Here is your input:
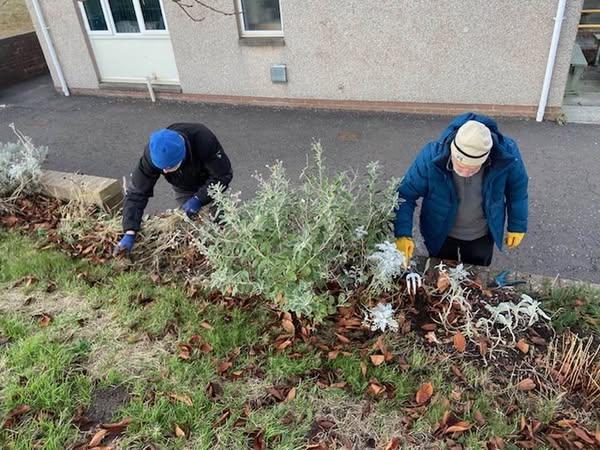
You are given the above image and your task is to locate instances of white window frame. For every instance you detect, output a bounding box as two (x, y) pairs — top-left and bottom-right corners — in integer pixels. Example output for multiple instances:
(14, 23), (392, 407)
(236, 0), (284, 37)
(78, 0), (170, 37)
(78, 0), (112, 35)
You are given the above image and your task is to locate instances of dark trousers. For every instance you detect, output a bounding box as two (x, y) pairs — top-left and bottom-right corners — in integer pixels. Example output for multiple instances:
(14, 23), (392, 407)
(172, 186), (222, 222)
(172, 186), (196, 207)
(433, 233), (494, 266)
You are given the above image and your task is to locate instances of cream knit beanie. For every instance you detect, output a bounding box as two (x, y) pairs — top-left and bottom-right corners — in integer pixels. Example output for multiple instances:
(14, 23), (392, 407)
(450, 120), (492, 166)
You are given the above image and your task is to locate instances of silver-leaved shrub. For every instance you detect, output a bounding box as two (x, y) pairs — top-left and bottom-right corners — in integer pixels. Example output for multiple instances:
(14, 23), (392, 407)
(194, 142), (399, 321)
(0, 124), (47, 198)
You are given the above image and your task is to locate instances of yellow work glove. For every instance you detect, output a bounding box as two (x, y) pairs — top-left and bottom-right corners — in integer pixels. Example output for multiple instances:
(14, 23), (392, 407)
(505, 232), (525, 249)
(395, 237), (414, 266)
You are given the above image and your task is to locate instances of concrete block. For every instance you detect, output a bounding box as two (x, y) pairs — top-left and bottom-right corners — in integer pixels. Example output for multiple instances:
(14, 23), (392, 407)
(39, 170), (123, 209)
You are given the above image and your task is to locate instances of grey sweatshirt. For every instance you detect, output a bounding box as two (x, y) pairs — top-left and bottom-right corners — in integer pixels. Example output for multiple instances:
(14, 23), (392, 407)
(448, 162), (489, 240)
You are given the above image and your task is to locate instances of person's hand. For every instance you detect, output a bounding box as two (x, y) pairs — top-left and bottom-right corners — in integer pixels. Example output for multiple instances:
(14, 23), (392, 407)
(113, 232), (136, 256)
(182, 196), (202, 217)
(395, 236), (414, 266)
(505, 232), (525, 249)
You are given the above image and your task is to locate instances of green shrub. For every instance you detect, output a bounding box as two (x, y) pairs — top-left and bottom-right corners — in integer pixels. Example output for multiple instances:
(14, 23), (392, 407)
(194, 142), (399, 321)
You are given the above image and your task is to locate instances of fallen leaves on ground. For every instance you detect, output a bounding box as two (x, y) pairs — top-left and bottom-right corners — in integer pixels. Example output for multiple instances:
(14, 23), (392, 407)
(453, 331), (466, 353)
(516, 378), (536, 391)
(383, 437), (401, 450)
(516, 339), (530, 354)
(89, 429), (109, 447)
(415, 382), (434, 405)
(167, 393), (193, 407)
(2, 404), (31, 429)
(37, 313), (53, 327)
(370, 354), (385, 366)
(174, 424), (186, 438)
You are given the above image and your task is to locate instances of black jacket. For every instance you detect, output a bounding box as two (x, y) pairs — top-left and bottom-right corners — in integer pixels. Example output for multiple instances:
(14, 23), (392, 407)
(122, 123), (233, 232)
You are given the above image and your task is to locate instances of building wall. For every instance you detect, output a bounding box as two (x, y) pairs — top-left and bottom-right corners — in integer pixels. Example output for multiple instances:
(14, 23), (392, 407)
(25, 0), (99, 90)
(164, 0), (582, 108)
(0, 31), (48, 87)
(29, 0), (582, 111)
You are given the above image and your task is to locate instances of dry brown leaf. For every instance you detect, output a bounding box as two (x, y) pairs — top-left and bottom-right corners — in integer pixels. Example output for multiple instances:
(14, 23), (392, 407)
(285, 387), (296, 402)
(2, 404), (31, 428)
(367, 382), (385, 396)
(415, 382), (434, 405)
(168, 393), (193, 407)
(516, 339), (530, 354)
(335, 333), (350, 344)
(281, 319), (295, 334)
(174, 424), (186, 438)
(200, 343), (213, 353)
(453, 331), (467, 353)
(252, 429), (266, 450)
(88, 447), (114, 450)
(327, 350), (339, 360)
(370, 354), (385, 366)
(89, 429), (109, 447)
(100, 417), (131, 432)
(306, 444), (329, 450)
(451, 365), (466, 382)
(38, 313), (52, 328)
(478, 339), (488, 357)
(267, 387), (285, 401)
(516, 378), (536, 391)
(487, 436), (505, 450)
(212, 409), (230, 428)
(217, 361), (232, 374)
(474, 410), (486, 426)
(573, 428), (595, 445)
(177, 343), (192, 360)
(360, 361), (368, 377)
(383, 437), (401, 450)
(200, 321), (214, 330)
(421, 323), (437, 331)
(595, 431), (600, 444)
(444, 421), (471, 434)
(276, 339), (292, 351)
(437, 272), (451, 292)
(425, 331), (441, 344)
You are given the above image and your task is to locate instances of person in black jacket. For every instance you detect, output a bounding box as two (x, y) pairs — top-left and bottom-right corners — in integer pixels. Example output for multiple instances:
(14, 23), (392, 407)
(113, 123), (233, 256)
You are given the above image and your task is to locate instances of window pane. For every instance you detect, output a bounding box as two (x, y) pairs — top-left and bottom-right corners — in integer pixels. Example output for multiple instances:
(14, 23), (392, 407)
(240, 0), (281, 31)
(140, 0), (165, 30)
(108, 0), (140, 33)
(83, 0), (108, 31)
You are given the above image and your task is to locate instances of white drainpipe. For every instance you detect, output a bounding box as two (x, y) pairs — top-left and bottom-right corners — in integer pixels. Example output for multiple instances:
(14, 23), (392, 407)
(30, 0), (70, 96)
(536, 0), (567, 122)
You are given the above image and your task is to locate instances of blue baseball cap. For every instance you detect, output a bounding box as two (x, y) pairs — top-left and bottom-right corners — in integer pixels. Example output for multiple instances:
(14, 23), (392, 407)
(149, 129), (185, 170)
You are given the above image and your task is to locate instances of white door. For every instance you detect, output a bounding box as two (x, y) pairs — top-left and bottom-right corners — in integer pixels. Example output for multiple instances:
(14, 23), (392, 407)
(78, 0), (180, 85)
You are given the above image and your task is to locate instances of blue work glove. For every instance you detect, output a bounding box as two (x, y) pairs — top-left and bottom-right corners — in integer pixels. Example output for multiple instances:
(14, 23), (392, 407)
(113, 233), (136, 256)
(494, 270), (526, 288)
(182, 195), (202, 217)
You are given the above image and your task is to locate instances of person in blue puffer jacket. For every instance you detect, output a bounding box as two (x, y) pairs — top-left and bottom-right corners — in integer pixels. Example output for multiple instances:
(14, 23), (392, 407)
(394, 112), (529, 266)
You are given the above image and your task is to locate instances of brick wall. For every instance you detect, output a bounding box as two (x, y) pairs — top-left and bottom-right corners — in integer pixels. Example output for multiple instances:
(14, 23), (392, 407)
(0, 31), (48, 88)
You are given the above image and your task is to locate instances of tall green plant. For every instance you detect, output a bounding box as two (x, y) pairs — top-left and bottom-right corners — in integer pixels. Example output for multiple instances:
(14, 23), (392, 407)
(193, 142), (399, 321)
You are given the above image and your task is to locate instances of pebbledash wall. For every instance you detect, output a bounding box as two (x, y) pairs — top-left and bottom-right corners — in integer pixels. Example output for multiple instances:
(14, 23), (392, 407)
(26, 0), (583, 118)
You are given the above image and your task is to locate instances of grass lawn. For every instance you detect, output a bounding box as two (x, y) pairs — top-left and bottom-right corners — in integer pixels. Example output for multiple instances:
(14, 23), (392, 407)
(0, 0), (34, 39)
(0, 230), (598, 449)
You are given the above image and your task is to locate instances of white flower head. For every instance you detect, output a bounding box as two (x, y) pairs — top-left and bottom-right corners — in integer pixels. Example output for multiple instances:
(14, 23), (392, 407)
(363, 303), (399, 332)
(354, 226), (368, 239)
(449, 263), (470, 282)
(368, 241), (406, 283)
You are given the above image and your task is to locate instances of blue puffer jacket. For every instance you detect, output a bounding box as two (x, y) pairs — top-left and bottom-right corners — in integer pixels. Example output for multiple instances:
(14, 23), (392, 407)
(394, 112), (528, 255)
